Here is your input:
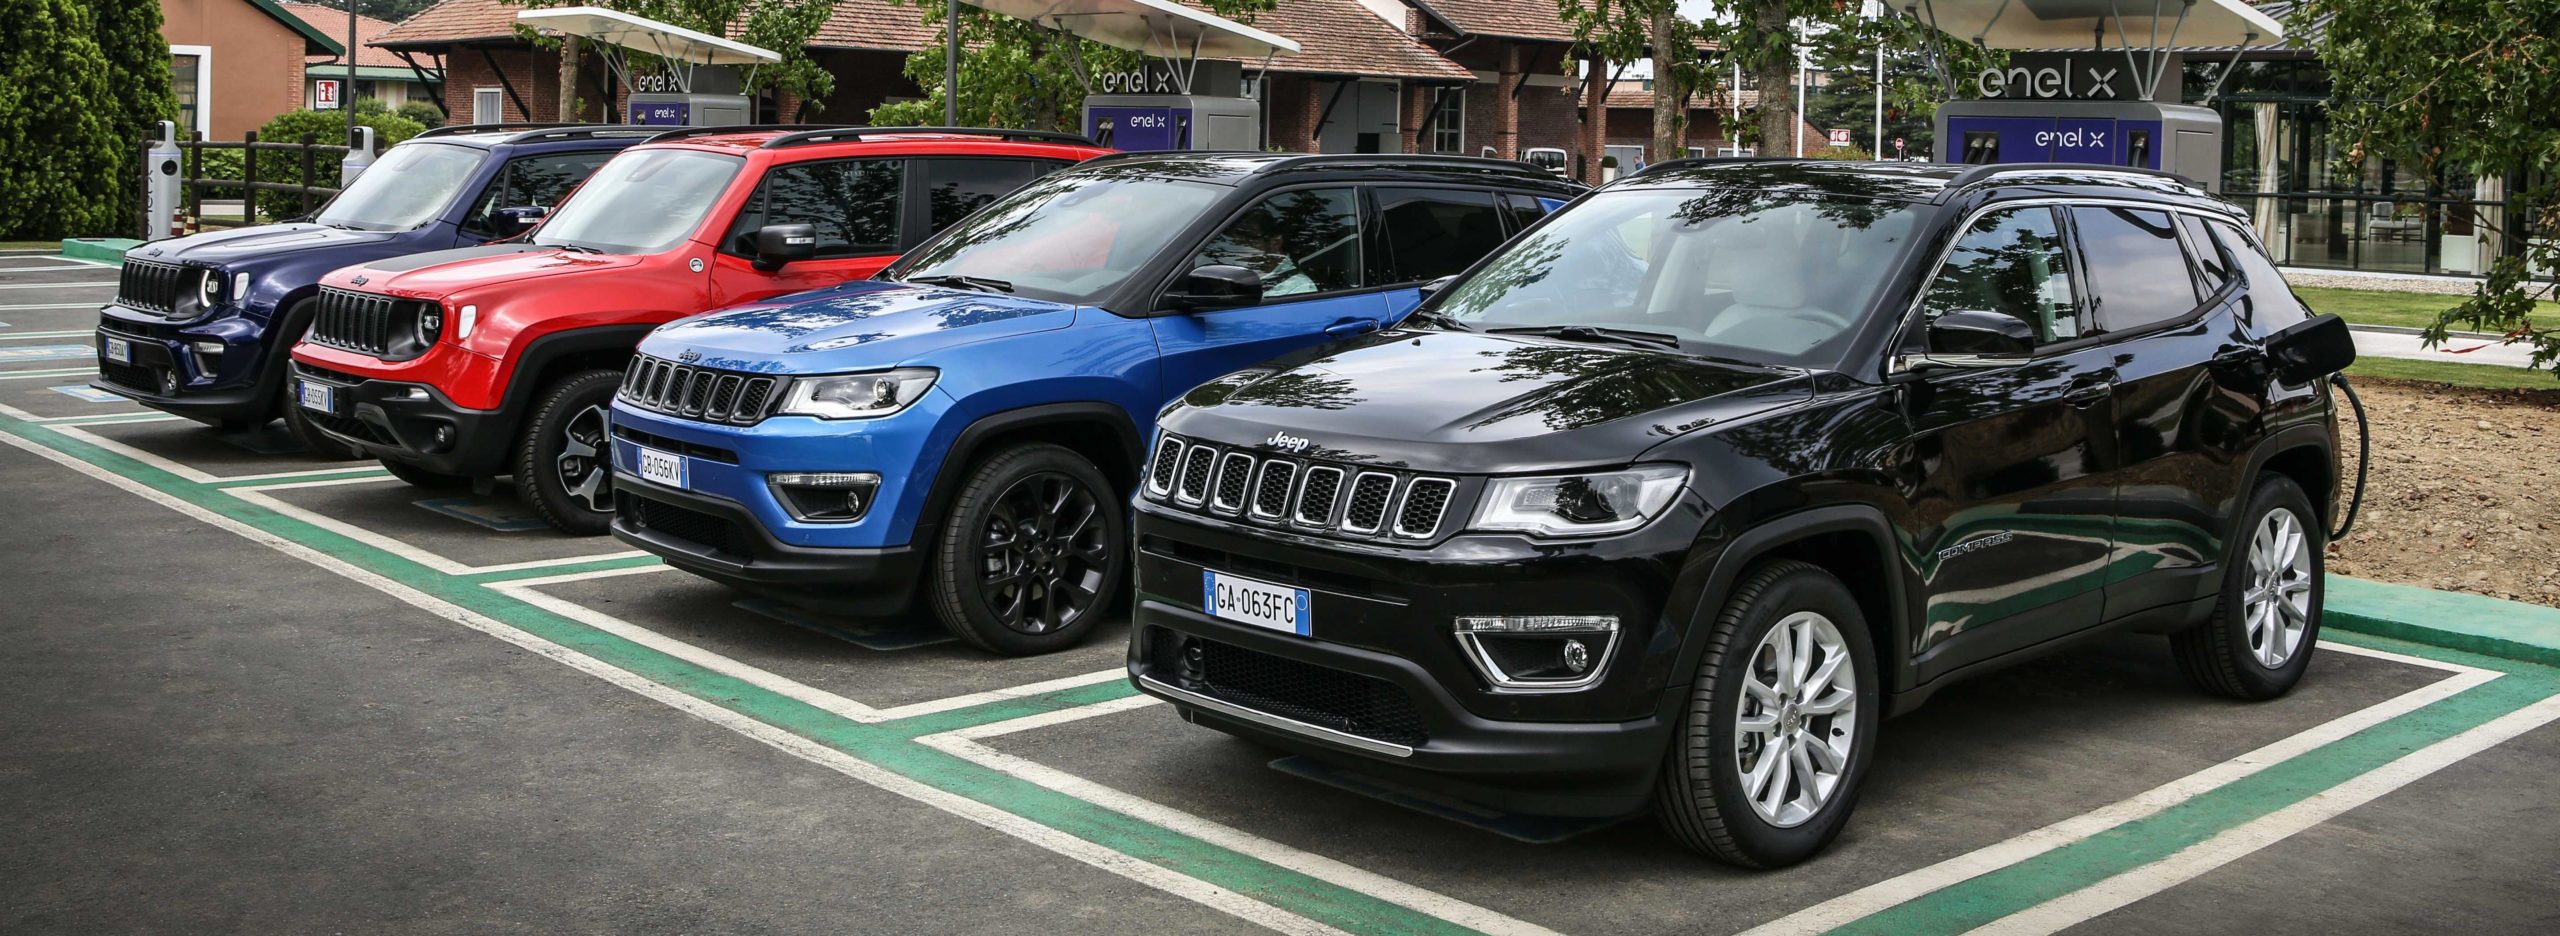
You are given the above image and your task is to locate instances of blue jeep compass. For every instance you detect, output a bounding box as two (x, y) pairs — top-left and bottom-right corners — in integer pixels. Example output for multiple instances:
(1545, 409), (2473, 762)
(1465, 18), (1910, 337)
(609, 152), (1581, 653)
(93, 124), (647, 457)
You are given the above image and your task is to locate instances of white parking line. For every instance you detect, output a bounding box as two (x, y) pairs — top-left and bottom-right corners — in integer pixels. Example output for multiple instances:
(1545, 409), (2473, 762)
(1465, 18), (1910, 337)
(0, 281), (116, 290)
(918, 697), (1567, 936)
(0, 426), (1345, 936)
(0, 303), (109, 310)
(42, 422), (374, 484)
(225, 482), (649, 575)
(1965, 690), (2560, 936)
(0, 368), (97, 381)
(0, 330), (90, 340)
(34, 413), (181, 427)
(1737, 642), (2497, 936)
(0, 260), (106, 271)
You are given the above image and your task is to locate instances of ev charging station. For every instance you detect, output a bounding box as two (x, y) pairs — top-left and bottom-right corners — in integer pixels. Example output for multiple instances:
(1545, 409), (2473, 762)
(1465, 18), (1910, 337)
(1913, 0), (2283, 190)
(516, 6), (782, 128)
(961, 0), (1298, 151)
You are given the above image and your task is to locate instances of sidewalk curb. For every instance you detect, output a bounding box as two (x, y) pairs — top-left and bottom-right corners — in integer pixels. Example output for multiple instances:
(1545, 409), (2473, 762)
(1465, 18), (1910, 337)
(2326, 575), (2560, 668)
(2347, 323), (2507, 342)
(60, 238), (140, 266)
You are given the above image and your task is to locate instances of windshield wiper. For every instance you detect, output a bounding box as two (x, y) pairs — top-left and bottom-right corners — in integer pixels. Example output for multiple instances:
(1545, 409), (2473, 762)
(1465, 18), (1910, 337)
(544, 242), (602, 255)
(1405, 308), (1473, 331)
(1485, 324), (1682, 351)
(906, 273), (1015, 293)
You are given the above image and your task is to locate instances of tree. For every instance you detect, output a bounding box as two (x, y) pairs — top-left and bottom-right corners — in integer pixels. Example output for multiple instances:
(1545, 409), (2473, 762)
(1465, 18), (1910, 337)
(2302, 0), (2560, 376)
(0, 0), (121, 239)
(1557, 0), (1713, 163)
(91, 0), (178, 233)
(515, 0), (843, 113)
(868, 0), (1272, 131)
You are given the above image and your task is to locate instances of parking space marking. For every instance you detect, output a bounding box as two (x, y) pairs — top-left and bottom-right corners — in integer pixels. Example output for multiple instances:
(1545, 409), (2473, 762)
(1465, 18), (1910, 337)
(0, 368), (96, 381)
(491, 578), (893, 723)
(918, 695), (1567, 936)
(0, 260), (105, 271)
(0, 330), (91, 340)
(29, 412), (179, 426)
(0, 303), (110, 311)
(1965, 689), (2560, 936)
(1737, 641), (2496, 935)
(0, 281), (116, 290)
(223, 482), (646, 575)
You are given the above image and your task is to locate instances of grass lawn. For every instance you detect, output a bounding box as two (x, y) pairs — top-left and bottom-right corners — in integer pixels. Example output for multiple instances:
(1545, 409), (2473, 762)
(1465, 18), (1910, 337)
(2296, 285), (2560, 332)
(2346, 355), (2559, 391)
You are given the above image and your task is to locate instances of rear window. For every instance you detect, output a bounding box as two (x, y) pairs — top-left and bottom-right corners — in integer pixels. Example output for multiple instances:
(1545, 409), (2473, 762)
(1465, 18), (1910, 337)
(1376, 187), (1508, 284)
(2072, 206), (2201, 334)
(2210, 221), (2312, 334)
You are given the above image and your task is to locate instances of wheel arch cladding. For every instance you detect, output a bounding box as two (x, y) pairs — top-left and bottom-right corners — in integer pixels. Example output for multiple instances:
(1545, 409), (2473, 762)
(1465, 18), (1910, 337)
(2255, 438), (2335, 531)
(916, 402), (1144, 538)
(502, 324), (659, 419)
(1669, 504), (1912, 696)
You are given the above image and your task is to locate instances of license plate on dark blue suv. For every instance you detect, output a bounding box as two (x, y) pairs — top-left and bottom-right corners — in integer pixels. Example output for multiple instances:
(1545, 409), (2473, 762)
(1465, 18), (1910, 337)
(1203, 569), (1309, 636)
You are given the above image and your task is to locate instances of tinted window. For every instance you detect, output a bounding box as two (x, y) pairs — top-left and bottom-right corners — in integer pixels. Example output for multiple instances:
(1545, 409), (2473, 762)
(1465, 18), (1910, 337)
(465, 152), (613, 235)
(729, 159), (904, 258)
(895, 174), (1226, 306)
(919, 158), (1053, 233)
(533, 149), (742, 254)
(2176, 213), (2233, 294)
(1499, 193), (1550, 234)
(1189, 188), (1362, 298)
(2071, 206), (2200, 333)
(1377, 188), (1507, 283)
(314, 142), (487, 231)
(2211, 221), (2312, 334)
(1922, 206), (2082, 347)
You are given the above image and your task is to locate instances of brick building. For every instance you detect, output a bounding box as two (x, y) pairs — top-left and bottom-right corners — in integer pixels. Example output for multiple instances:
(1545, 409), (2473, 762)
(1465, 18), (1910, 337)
(161, 0), (347, 139)
(281, 3), (440, 112)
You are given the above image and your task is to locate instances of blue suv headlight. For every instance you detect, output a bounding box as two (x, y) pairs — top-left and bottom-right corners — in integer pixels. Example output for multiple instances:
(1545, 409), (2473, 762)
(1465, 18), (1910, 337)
(775, 367), (937, 419)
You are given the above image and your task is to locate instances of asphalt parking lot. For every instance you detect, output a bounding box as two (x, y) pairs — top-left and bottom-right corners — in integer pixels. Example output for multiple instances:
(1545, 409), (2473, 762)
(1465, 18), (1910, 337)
(7, 250), (2560, 934)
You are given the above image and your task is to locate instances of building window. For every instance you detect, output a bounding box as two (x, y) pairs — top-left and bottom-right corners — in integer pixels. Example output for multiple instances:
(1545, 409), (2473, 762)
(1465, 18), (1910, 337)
(1429, 89), (1464, 154)
(472, 88), (503, 124)
(169, 45), (211, 135)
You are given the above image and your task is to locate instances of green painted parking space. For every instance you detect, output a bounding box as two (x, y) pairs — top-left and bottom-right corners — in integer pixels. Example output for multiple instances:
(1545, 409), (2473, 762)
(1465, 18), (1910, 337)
(8, 393), (2558, 936)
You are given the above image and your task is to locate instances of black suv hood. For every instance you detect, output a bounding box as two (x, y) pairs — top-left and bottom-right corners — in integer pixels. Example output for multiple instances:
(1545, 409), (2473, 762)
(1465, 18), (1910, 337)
(128, 222), (402, 268)
(1163, 329), (1812, 474)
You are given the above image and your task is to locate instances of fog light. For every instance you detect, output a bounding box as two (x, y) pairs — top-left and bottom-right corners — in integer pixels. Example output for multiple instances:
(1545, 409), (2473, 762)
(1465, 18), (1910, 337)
(428, 425), (456, 453)
(768, 471), (881, 523)
(159, 369), (179, 395)
(1453, 615), (1618, 692)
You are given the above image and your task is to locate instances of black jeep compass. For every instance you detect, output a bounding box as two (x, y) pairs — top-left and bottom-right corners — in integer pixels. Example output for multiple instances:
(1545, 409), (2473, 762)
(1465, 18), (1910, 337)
(1125, 160), (2358, 867)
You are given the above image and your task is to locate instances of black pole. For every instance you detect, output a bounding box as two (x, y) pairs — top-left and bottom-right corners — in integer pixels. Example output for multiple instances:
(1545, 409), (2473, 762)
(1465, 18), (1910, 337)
(345, 2), (357, 142)
(944, 0), (959, 126)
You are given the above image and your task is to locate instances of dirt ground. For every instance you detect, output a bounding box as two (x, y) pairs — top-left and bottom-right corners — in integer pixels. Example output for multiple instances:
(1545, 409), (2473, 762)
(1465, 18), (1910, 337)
(2326, 378), (2560, 607)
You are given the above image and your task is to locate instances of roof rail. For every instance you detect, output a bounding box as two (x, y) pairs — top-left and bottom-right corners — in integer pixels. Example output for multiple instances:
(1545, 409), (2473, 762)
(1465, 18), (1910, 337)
(1935, 162), (2202, 201)
(499, 126), (666, 145)
(1255, 152), (1573, 183)
(415, 122), (586, 140)
(640, 124), (858, 145)
(1620, 156), (1818, 179)
(760, 126), (1100, 149)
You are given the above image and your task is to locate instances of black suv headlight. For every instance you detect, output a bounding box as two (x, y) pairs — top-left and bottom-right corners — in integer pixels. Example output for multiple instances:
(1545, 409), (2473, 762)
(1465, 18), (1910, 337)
(1468, 465), (1687, 537)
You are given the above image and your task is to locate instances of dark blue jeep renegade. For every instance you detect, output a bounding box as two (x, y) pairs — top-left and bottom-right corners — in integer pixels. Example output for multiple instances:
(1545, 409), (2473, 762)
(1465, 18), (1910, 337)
(93, 124), (648, 456)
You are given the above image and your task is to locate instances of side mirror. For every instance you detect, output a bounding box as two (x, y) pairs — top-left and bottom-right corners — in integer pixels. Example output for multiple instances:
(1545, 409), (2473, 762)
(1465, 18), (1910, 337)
(752, 223), (818, 272)
(1167, 264), (1263, 310)
(2266, 312), (2356, 385)
(1417, 274), (1457, 301)
(1926, 309), (2037, 357)
(495, 205), (547, 233)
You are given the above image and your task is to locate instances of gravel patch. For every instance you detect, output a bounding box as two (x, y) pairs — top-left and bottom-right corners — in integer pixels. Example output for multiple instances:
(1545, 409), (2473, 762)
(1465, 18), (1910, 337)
(2327, 378), (2560, 607)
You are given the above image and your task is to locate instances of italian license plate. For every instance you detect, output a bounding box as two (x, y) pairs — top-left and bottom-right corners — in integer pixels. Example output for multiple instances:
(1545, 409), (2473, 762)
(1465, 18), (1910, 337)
(636, 445), (687, 489)
(296, 378), (333, 413)
(101, 335), (131, 364)
(1203, 569), (1310, 636)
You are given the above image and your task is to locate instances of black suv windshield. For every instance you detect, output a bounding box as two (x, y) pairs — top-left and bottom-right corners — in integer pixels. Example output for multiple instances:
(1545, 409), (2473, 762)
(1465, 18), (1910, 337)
(533, 148), (744, 254)
(1432, 188), (1925, 366)
(894, 171), (1226, 305)
(313, 142), (487, 231)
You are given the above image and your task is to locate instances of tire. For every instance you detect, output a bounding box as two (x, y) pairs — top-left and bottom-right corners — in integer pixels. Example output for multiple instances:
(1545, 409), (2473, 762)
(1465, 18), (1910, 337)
(380, 458), (469, 489)
(273, 298), (363, 462)
(514, 369), (622, 536)
(1656, 559), (1880, 868)
(2173, 474), (2323, 700)
(926, 442), (1126, 656)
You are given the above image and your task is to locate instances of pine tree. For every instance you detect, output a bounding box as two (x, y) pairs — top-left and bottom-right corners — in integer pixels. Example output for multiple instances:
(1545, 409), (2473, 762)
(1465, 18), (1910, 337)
(0, 0), (121, 239)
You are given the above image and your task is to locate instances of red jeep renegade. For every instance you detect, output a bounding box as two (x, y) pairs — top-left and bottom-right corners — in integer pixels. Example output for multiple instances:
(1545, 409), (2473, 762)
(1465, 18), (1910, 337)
(287, 126), (1110, 533)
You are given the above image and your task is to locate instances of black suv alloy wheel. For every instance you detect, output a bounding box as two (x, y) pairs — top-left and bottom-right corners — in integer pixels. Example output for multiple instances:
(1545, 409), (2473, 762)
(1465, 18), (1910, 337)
(929, 443), (1126, 655)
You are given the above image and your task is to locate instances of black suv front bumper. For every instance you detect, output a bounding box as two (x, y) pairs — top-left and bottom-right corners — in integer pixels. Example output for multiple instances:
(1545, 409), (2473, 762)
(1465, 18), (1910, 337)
(610, 473), (923, 616)
(93, 310), (279, 424)
(288, 362), (515, 476)
(1126, 498), (1706, 817)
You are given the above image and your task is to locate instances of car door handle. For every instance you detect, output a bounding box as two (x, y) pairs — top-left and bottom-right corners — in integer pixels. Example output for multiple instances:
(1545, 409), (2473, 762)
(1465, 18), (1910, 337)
(2064, 383), (2111, 408)
(1324, 318), (1380, 337)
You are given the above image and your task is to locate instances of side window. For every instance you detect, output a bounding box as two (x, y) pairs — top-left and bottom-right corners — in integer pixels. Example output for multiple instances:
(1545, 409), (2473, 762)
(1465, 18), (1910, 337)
(2211, 221), (2312, 334)
(1499, 193), (1549, 235)
(918, 158), (1052, 235)
(2176, 213), (2233, 295)
(1188, 187), (1362, 299)
(464, 152), (612, 235)
(1376, 187), (1508, 284)
(727, 159), (904, 258)
(1922, 206), (2082, 347)
(2070, 206), (2202, 334)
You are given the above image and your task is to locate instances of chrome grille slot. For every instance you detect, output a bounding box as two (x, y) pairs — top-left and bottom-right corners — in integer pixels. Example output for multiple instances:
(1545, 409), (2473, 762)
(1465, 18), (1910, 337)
(1293, 466), (1344, 527)
(1175, 445), (1218, 505)
(1250, 460), (1297, 519)
(1341, 471), (1396, 534)
(1211, 452), (1253, 513)
(1146, 437), (1184, 497)
(1395, 478), (1456, 539)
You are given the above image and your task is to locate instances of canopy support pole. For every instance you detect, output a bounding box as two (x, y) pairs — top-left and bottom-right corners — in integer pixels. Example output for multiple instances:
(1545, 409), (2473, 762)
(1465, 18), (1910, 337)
(2201, 33), (2257, 105)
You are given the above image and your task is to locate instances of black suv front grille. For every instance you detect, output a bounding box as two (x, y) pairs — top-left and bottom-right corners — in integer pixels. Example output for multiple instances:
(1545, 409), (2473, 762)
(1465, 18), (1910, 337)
(1146, 433), (1460, 543)
(307, 287), (435, 360)
(1161, 632), (1429, 748)
(618, 491), (754, 557)
(115, 259), (193, 316)
(620, 353), (784, 426)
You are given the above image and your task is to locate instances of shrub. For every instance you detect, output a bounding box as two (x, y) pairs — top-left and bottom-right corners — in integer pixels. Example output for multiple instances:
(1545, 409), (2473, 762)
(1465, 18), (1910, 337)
(0, 0), (122, 239)
(93, 0), (176, 235)
(246, 108), (427, 221)
(396, 99), (444, 129)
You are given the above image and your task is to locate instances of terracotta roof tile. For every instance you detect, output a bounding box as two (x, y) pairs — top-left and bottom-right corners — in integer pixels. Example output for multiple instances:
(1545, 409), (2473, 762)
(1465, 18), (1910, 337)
(373, 0), (522, 47)
(1600, 80), (1754, 110)
(1408, 0), (1584, 42)
(1214, 0), (1473, 81)
(804, 0), (939, 52)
